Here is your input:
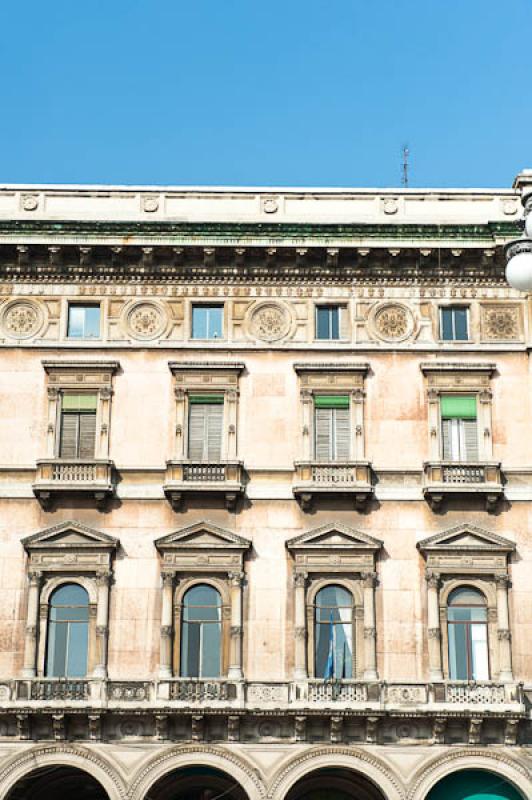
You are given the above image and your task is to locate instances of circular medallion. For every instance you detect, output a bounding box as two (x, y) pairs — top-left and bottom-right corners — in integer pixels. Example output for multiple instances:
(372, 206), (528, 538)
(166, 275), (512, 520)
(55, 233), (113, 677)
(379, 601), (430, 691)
(248, 301), (292, 342)
(142, 196), (159, 213)
(125, 301), (167, 340)
(22, 195), (39, 211)
(372, 302), (414, 342)
(1, 300), (44, 339)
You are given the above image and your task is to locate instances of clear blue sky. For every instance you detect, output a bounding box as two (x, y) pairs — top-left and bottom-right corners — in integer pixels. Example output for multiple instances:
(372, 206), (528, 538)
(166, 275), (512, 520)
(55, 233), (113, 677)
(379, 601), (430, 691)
(1, 0), (530, 188)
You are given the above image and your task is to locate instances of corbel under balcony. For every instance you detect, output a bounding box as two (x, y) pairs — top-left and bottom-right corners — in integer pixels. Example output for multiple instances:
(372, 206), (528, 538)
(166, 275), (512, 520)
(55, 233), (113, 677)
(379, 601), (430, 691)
(423, 460), (503, 512)
(32, 459), (115, 510)
(293, 460), (373, 511)
(163, 459), (245, 512)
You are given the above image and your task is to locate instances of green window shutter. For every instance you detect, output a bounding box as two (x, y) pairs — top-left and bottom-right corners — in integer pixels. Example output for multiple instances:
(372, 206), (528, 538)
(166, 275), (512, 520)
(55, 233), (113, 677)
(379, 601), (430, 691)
(334, 407), (350, 460)
(463, 418), (479, 460)
(440, 395), (477, 419)
(314, 395), (350, 409)
(79, 413), (96, 459)
(188, 404), (224, 460)
(61, 393), (97, 411)
(59, 413), (79, 459)
(315, 407), (333, 461)
(188, 394), (224, 405)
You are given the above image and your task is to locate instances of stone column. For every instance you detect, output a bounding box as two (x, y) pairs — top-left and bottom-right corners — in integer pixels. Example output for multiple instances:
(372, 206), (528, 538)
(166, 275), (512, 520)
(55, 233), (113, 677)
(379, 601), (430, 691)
(93, 571), (111, 679)
(159, 572), (175, 679)
(293, 571), (308, 680)
(427, 389), (440, 460)
(300, 391), (312, 461)
(46, 388), (59, 457)
(362, 572), (378, 680)
(173, 388), (186, 459)
(22, 570), (42, 678)
(98, 387), (113, 459)
(228, 572), (244, 679)
(226, 390), (238, 461)
(495, 574), (513, 682)
(352, 388), (365, 460)
(426, 570), (443, 681)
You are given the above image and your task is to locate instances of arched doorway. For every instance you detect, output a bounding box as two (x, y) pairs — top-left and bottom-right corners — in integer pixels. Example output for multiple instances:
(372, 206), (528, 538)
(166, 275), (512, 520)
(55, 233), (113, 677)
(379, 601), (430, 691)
(426, 769), (525, 800)
(145, 766), (249, 800)
(5, 766), (110, 800)
(284, 767), (387, 800)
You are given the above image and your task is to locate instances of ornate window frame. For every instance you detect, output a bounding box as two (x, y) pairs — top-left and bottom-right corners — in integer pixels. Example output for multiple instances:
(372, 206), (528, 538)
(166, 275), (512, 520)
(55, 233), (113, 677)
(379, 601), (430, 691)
(420, 362), (496, 462)
(41, 360), (120, 461)
(286, 522), (382, 681)
(155, 521), (251, 681)
(417, 524), (516, 683)
(21, 521), (118, 679)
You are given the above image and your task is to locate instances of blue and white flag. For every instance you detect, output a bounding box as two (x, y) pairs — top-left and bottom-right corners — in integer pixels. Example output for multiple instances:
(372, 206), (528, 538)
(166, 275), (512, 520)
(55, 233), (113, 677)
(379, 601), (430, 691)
(324, 613), (335, 680)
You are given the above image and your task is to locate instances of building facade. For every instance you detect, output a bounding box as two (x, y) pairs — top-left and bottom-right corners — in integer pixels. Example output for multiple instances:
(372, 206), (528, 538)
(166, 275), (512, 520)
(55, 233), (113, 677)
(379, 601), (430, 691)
(0, 177), (530, 800)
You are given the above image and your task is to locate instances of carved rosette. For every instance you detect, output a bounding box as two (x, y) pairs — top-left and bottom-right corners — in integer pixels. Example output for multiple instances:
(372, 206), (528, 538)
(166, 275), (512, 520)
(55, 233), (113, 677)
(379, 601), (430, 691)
(371, 302), (414, 342)
(1, 300), (44, 340)
(124, 301), (168, 340)
(247, 301), (292, 342)
(482, 306), (520, 341)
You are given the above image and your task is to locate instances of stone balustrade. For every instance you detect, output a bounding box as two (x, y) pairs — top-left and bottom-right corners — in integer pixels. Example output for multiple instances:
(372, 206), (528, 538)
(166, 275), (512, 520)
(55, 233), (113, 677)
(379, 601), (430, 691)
(1, 678), (525, 712)
(163, 460), (245, 511)
(32, 458), (115, 508)
(293, 460), (373, 510)
(423, 460), (503, 511)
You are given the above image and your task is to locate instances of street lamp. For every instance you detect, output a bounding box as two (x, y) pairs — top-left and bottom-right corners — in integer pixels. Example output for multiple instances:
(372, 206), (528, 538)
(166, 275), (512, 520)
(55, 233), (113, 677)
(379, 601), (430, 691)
(505, 193), (532, 291)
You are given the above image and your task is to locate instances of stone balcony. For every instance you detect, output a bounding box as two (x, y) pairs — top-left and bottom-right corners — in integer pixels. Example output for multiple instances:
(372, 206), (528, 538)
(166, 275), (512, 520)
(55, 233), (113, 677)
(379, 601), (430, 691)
(423, 460), (504, 511)
(32, 459), (115, 509)
(293, 461), (373, 510)
(3, 678), (525, 713)
(163, 460), (245, 511)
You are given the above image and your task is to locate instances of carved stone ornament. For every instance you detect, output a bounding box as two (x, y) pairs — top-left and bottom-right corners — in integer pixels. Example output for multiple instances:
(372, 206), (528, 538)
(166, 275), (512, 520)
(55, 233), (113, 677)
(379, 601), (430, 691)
(372, 302), (414, 342)
(142, 195), (159, 213)
(125, 301), (168, 340)
(247, 301), (292, 342)
(482, 306), (520, 340)
(22, 194), (39, 211)
(1, 299), (44, 339)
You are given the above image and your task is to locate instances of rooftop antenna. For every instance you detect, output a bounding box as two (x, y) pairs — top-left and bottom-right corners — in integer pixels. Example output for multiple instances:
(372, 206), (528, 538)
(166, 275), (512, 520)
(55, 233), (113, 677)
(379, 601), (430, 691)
(401, 144), (410, 187)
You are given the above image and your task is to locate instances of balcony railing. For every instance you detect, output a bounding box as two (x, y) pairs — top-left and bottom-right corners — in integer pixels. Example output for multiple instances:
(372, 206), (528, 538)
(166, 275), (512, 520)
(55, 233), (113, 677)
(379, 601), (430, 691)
(443, 682), (513, 705)
(293, 461), (373, 510)
(33, 458), (115, 509)
(423, 460), (503, 511)
(164, 460), (244, 511)
(168, 679), (239, 703)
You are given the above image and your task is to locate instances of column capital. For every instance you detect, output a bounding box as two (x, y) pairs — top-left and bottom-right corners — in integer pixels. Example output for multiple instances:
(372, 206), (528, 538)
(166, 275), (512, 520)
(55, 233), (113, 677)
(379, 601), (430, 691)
(228, 571), (245, 588)
(293, 571), (308, 589)
(495, 573), (510, 587)
(162, 572), (175, 588)
(96, 570), (112, 586)
(300, 389), (313, 403)
(174, 387), (186, 401)
(361, 571), (377, 588)
(28, 570), (43, 586)
(425, 569), (441, 589)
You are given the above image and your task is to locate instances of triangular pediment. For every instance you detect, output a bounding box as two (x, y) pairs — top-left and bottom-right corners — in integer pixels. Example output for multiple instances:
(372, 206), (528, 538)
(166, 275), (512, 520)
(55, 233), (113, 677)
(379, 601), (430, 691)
(286, 523), (382, 552)
(22, 520), (119, 551)
(155, 520), (251, 552)
(417, 524), (515, 554)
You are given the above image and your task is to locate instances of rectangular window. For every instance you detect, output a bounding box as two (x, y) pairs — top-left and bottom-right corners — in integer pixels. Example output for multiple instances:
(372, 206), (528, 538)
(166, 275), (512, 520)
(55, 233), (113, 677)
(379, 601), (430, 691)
(67, 304), (101, 339)
(314, 395), (350, 461)
(191, 305), (224, 339)
(440, 306), (469, 341)
(188, 395), (224, 460)
(440, 395), (478, 461)
(59, 394), (97, 459)
(316, 305), (345, 340)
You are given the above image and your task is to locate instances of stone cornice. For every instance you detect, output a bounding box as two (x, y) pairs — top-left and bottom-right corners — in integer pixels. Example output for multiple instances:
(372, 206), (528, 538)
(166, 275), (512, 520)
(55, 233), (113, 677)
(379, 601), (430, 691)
(293, 362), (370, 374)
(168, 362), (245, 373)
(42, 360), (121, 374)
(420, 362), (496, 374)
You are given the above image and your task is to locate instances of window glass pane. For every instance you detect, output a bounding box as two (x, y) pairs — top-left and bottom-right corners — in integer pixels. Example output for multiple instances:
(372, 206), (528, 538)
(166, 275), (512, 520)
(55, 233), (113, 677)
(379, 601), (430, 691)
(182, 622), (200, 677)
(448, 587), (486, 606)
(441, 307), (454, 340)
(330, 307), (339, 339)
(448, 623), (468, 680)
(207, 306), (223, 338)
(46, 621), (68, 677)
(316, 585), (352, 608)
(185, 585), (221, 606)
(67, 620), (89, 677)
(471, 624), (489, 680)
(51, 583), (89, 607)
(191, 306), (208, 339)
(315, 621), (330, 677)
(84, 306), (101, 338)
(316, 307), (330, 339)
(52, 606), (89, 622)
(67, 306), (85, 338)
(454, 307), (468, 340)
(201, 621), (221, 677)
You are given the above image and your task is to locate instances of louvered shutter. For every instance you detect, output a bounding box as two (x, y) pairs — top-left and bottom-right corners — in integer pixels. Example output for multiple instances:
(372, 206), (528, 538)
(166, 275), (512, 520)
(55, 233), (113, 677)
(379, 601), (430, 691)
(441, 418), (452, 460)
(334, 408), (350, 460)
(79, 413), (96, 458)
(188, 404), (207, 460)
(59, 414), (79, 458)
(463, 418), (479, 461)
(206, 404), (223, 460)
(315, 408), (332, 461)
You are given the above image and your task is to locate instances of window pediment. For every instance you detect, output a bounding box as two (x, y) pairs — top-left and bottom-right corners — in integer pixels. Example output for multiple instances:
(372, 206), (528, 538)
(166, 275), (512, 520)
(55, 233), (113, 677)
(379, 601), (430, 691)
(418, 524), (514, 576)
(156, 521), (251, 574)
(287, 523), (382, 574)
(22, 521), (118, 576)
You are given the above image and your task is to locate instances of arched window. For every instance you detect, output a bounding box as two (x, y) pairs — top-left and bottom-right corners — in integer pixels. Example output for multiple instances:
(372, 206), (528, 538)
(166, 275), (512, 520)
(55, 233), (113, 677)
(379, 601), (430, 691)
(181, 584), (222, 678)
(45, 583), (89, 678)
(447, 586), (489, 681)
(314, 585), (353, 679)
